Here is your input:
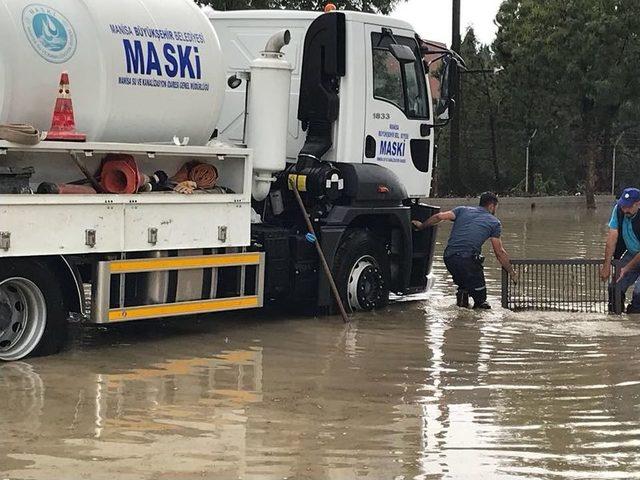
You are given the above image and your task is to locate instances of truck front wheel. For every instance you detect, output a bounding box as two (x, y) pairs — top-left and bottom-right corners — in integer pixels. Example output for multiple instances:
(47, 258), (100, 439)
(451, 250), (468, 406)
(334, 230), (390, 312)
(0, 259), (68, 361)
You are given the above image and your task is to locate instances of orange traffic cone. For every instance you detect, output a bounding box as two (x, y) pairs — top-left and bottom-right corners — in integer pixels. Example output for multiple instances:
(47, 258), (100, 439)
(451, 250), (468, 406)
(45, 72), (86, 142)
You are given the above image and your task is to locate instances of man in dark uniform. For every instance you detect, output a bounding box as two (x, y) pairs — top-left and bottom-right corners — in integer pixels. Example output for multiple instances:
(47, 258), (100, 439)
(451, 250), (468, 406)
(600, 187), (640, 313)
(413, 192), (517, 309)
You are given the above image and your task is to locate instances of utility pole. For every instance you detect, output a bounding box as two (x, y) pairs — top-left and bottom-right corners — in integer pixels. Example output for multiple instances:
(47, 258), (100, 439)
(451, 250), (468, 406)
(525, 128), (537, 194)
(612, 132), (624, 196)
(449, 0), (461, 194)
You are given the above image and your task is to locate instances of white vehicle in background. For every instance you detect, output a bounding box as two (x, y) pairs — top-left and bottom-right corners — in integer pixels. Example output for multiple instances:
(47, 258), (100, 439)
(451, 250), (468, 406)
(0, 0), (458, 360)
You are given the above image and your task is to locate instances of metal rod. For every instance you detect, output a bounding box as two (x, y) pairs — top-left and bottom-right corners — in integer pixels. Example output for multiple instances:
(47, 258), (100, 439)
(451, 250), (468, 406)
(528, 265), (531, 309)
(71, 152), (104, 193)
(552, 262), (556, 311)
(239, 265), (246, 297)
(548, 263), (552, 310)
(211, 266), (219, 300)
(449, 0), (462, 194)
(544, 263), (548, 311)
(576, 264), (580, 311)
(289, 179), (349, 323)
(536, 263), (540, 310)
(532, 264), (536, 309)
(614, 260), (623, 314)
(588, 264), (590, 310)
(502, 267), (508, 309)
(571, 263), (575, 311)
(516, 264), (521, 310)
(570, 263), (573, 311)
(563, 263), (567, 309)
(119, 274), (126, 310)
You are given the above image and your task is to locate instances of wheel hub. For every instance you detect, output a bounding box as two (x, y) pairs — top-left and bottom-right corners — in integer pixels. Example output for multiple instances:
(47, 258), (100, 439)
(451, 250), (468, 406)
(0, 278), (47, 361)
(347, 256), (384, 311)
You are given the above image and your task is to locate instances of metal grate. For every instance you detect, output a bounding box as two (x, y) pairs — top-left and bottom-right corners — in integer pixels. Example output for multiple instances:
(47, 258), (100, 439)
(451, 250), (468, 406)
(502, 259), (620, 314)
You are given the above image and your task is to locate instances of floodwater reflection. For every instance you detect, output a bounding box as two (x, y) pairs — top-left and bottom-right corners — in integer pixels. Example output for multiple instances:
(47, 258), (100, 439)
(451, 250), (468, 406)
(2, 203), (640, 479)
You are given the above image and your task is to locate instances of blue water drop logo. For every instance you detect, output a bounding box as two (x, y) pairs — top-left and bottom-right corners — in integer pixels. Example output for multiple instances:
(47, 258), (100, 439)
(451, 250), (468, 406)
(22, 5), (77, 64)
(33, 13), (68, 52)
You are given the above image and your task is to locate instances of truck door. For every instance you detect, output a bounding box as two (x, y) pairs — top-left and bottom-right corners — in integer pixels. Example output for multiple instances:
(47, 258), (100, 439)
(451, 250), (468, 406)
(363, 25), (434, 198)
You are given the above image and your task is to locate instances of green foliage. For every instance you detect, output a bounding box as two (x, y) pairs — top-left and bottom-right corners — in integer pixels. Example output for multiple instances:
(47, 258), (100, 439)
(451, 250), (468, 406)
(438, 0), (640, 202)
(202, 0), (403, 14)
(436, 28), (506, 195)
(496, 0), (640, 204)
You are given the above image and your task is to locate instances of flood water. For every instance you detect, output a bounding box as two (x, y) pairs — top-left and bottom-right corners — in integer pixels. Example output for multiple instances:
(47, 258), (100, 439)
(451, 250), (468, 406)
(3, 200), (640, 479)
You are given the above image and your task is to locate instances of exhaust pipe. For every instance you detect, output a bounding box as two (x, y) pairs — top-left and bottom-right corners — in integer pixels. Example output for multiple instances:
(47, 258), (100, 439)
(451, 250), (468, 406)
(264, 30), (291, 55)
(247, 29), (293, 202)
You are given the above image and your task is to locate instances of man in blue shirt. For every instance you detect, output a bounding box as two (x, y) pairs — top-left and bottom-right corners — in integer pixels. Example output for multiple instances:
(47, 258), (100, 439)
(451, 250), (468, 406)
(601, 187), (640, 313)
(414, 192), (517, 309)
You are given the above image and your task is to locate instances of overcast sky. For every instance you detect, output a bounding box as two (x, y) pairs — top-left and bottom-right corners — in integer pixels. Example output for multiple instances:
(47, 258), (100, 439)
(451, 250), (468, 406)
(391, 0), (504, 46)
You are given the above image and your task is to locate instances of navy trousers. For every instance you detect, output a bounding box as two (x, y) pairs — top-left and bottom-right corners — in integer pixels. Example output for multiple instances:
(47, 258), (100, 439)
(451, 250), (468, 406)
(444, 254), (487, 305)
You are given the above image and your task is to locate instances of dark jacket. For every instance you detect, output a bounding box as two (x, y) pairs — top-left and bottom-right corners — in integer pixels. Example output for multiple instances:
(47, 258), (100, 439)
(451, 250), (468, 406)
(614, 206), (640, 258)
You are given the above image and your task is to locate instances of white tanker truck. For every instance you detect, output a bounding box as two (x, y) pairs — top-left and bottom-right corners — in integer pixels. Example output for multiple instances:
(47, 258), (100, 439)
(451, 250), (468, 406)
(0, 0), (457, 360)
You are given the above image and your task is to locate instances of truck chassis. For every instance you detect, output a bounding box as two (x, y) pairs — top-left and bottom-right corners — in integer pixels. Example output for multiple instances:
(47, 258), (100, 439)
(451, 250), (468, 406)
(0, 139), (266, 360)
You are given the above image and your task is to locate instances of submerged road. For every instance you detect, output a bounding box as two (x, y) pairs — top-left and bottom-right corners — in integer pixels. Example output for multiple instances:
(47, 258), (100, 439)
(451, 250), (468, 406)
(2, 199), (640, 479)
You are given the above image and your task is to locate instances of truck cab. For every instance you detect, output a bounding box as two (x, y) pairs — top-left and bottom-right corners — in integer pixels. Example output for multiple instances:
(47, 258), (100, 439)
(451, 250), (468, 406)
(211, 10), (445, 312)
(212, 11), (435, 197)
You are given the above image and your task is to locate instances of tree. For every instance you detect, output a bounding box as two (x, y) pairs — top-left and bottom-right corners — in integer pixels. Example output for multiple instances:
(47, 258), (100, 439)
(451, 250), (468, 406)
(460, 30), (505, 192)
(437, 29), (505, 195)
(202, 0), (404, 14)
(494, 0), (640, 208)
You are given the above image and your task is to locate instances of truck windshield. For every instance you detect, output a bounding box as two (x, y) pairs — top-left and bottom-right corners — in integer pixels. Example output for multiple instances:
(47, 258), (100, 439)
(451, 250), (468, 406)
(371, 32), (429, 120)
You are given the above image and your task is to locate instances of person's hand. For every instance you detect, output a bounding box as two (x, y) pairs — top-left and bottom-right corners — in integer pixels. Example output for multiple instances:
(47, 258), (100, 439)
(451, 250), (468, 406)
(509, 269), (519, 285)
(600, 264), (611, 281)
(411, 220), (423, 231)
(617, 266), (628, 282)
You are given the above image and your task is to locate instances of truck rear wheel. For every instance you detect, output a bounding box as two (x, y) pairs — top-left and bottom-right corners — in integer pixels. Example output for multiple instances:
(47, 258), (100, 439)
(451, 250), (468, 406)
(334, 230), (390, 312)
(0, 259), (68, 361)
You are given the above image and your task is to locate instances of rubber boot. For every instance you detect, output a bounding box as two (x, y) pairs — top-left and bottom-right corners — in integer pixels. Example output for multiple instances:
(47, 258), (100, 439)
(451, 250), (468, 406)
(456, 289), (470, 308)
(473, 301), (491, 310)
(626, 296), (640, 314)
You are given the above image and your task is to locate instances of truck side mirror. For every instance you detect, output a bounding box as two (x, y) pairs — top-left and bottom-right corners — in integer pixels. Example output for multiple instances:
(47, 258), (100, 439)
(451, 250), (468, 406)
(389, 44), (416, 64)
(435, 56), (455, 120)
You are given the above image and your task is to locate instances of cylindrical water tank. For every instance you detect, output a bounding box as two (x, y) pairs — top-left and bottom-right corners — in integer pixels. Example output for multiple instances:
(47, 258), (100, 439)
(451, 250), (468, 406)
(0, 0), (225, 145)
(247, 31), (293, 201)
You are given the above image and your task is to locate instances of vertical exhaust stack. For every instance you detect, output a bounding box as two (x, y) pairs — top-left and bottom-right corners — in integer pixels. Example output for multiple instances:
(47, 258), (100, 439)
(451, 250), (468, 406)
(246, 30), (293, 201)
(296, 13), (346, 162)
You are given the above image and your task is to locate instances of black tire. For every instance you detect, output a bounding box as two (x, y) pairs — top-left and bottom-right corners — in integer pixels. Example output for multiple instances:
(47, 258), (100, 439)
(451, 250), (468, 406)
(333, 229), (390, 313)
(0, 258), (68, 361)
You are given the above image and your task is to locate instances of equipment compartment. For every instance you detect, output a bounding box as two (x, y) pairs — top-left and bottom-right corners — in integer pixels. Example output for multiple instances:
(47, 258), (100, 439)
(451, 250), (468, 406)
(0, 141), (253, 257)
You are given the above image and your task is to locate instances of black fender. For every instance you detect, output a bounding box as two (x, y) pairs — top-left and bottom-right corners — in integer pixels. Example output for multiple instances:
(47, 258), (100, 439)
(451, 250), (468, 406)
(339, 163), (407, 206)
(317, 205), (413, 309)
(39, 256), (85, 316)
(0, 255), (85, 317)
